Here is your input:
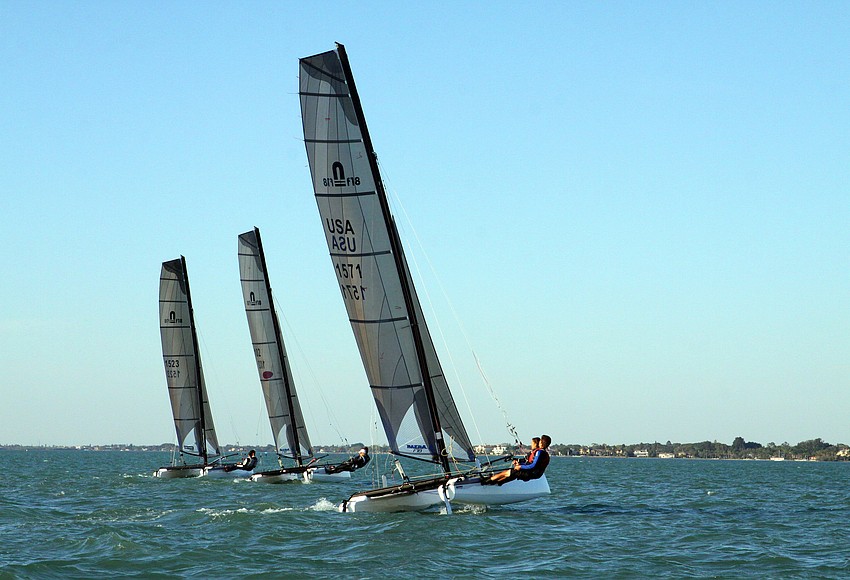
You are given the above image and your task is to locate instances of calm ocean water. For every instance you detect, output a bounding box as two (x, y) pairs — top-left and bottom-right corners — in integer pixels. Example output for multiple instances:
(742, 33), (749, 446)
(1, 449), (849, 578)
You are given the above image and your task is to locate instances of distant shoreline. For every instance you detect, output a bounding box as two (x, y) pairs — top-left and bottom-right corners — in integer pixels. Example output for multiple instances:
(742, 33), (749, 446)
(2, 437), (847, 462)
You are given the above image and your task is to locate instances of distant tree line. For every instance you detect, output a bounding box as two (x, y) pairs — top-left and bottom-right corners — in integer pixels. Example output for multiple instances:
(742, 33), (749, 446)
(3, 438), (847, 461)
(545, 437), (848, 461)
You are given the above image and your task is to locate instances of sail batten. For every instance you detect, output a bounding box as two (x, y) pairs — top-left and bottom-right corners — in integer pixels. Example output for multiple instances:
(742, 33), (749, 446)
(238, 228), (313, 463)
(305, 138), (362, 144)
(349, 317), (408, 325)
(329, 249), (390, 258)
(299, 45), (475, 469)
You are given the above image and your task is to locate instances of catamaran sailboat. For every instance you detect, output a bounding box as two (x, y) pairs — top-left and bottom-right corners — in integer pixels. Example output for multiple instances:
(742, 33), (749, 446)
(155, 257), (243, 478)
(238, 227), (354, 483)
(299, 44), (550, 511)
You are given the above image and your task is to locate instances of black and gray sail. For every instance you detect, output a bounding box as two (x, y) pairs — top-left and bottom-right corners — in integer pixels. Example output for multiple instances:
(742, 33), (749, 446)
(299, 45), (475, 467)
(159, 258), (221, 461)
(238, 229), (313, 463)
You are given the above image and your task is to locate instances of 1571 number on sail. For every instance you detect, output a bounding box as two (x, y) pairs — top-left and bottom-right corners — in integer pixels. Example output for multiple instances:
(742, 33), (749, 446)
(341, 284), (367, 301)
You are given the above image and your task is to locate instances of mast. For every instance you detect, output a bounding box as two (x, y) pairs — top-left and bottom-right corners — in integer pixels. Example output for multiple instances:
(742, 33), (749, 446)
(335, 44), (451, 474)
(253, 228), (305, 466)
(180, 255), (208, 464)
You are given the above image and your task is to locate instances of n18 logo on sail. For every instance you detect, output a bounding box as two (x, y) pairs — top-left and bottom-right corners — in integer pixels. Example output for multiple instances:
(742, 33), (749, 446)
(323, 161), (361, 187)
(322, 176), (360, 187)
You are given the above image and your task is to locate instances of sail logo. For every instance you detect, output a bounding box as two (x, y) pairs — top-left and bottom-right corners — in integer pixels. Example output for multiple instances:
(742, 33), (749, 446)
(406, 444), (428, 453)
(322, 161), (361, 188)
(164, 310), (183, 324)
(247, 291), (262, 307)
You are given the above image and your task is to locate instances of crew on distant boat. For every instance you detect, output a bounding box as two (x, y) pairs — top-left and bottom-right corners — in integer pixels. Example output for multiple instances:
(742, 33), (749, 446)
(482, 435), (551, 485)
(224, 449), (257, 472)
(325, 447), (370, 474)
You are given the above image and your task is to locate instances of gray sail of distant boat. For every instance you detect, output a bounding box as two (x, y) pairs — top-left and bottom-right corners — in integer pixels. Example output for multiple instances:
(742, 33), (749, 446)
(159, 257), (221, 462)
(238, 228), (313, 463)
(299, 46), (475, 469)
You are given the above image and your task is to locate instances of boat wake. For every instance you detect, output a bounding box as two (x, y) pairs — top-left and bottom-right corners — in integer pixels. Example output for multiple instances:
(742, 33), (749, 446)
(260, 507), (296, 514)
(455, 503), (488, 515)
(307, 498), (338, 512)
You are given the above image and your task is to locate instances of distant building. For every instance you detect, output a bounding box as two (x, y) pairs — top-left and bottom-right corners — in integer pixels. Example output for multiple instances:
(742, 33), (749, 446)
(474, 444), (508, 456)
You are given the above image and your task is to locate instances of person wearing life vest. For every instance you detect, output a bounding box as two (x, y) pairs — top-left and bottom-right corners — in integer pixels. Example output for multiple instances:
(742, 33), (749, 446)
(325, 447), (370, 474)
(481, 435), (551, 485)
(520, 437), (540, 465)
(224, 449), (257, 472)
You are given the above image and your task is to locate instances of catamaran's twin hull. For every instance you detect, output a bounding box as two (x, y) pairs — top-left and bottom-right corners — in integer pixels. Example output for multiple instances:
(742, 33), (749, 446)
(154, 465), (206, 479)
(310, 468), (352, 483)
(250, 466), (353, 484)
(340, 475), (551, 513)
(204, 466), (255, 479)
(250, 469), (304, 483)
(154, 465), (258, 479)
(342, 488), (445, 513)
(452, 474), (550, 505)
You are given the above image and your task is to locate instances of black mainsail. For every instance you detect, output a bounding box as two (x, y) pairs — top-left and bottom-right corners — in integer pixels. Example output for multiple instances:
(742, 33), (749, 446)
(159, 257), (221, 463)
(238, 228), (313, 465)
(299, 44), (475, 473)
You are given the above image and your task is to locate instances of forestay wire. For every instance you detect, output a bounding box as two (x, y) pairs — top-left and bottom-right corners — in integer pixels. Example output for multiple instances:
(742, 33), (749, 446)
(379, 162), (522, 456)
(275, 298), (349, 448)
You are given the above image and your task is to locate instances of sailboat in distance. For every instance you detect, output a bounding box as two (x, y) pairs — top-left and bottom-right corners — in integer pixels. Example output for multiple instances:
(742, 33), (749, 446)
(299, 44), (550, 511)
(238, 227), (354, 483)
(155, 257), (223, 478)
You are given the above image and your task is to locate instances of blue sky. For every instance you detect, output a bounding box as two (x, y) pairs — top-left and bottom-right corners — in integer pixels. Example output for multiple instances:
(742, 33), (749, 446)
(1, 3), (847, 448)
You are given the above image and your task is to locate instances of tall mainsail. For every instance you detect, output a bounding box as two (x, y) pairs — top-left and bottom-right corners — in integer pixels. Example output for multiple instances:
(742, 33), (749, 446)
(159, 257), (221, 462)
(299, 44), (475, 470)
(238, 228), (313, 464)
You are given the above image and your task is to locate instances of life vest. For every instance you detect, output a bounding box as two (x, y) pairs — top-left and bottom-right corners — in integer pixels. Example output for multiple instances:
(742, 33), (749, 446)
(517, 449), (549, 480)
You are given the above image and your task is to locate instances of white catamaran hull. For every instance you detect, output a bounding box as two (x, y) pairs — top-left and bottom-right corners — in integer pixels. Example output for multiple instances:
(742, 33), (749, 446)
(341, 488), (446, 513)
(340, 475), (550, 513)
(154, 465), (206, 479)
(204, 466), (255, 479)
(451, 475), (550, 505)
(308, 468), (352, 483)
(250, 470), (302, 484)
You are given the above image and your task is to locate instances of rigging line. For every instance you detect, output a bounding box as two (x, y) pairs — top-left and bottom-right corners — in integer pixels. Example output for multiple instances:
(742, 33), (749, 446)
(198, 329), (243, 448)
(379, 162), (519, 452)
(193, 329), (221, 440)
(273, 294), (348, 446)
(378, 163), (483, 448)
(254, 395), (265, 443)
(473, 353), (521, 448)
(367, 404), (382, 488)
